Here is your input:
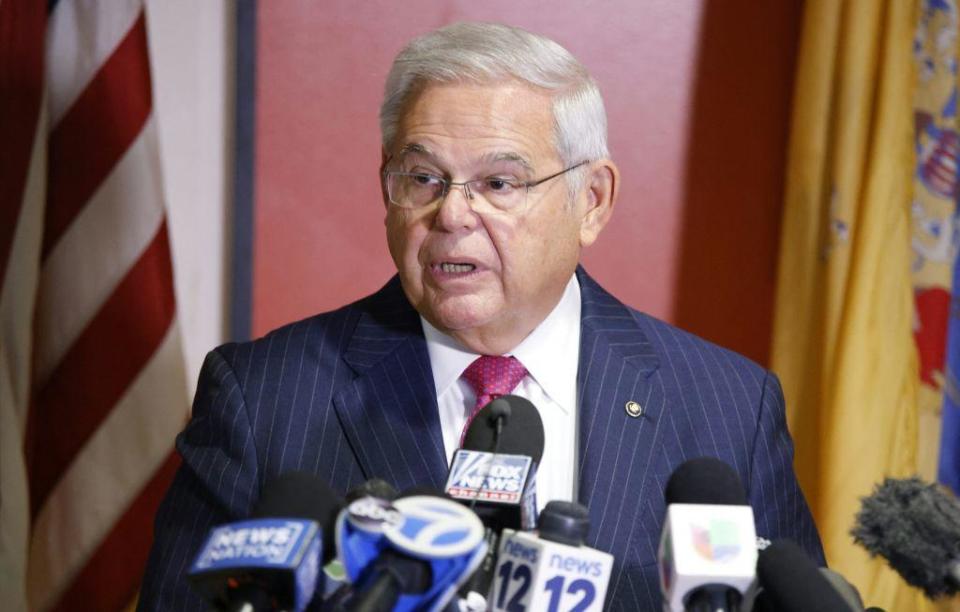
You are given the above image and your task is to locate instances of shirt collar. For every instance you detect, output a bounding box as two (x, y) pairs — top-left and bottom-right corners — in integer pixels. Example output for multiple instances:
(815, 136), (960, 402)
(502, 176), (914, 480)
(421, 274), (581, 414)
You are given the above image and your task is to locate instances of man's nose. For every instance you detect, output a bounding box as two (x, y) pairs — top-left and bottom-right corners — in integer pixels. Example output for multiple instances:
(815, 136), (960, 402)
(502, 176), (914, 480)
(434, 182), (479, 231)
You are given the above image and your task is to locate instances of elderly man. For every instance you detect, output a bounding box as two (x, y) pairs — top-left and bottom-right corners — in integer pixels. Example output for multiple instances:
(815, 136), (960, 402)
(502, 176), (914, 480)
(140, 22), (823, 610)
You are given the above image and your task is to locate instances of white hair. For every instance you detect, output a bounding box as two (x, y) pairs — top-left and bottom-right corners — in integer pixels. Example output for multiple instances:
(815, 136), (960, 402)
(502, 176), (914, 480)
(380, 22), (609, 194)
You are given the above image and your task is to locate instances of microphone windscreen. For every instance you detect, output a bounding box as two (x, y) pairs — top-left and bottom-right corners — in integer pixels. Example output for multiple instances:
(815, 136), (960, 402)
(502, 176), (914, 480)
(664, 457), (747, 505)
(757, 540), (857, 612)
(462, 394), (544, 464)
(852, 476), (960, 598)
(252, 472), (344, 563)
(818, 568), (865, 610)
(346, 478), (398, 503)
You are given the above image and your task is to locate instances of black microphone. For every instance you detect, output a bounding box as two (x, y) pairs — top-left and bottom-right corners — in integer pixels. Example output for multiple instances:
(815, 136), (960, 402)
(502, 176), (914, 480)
(447, 394), (545, 603)
(188, 472), (343, 612)
(852, 476), (960, 599)
(659, 457), (758, 612)
(344, 478), (398, 504)
(753, 540), (861, 611)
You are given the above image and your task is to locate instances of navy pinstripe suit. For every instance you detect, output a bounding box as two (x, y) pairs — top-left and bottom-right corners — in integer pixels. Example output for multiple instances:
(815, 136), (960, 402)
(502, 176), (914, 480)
(139, 268), (824, 610)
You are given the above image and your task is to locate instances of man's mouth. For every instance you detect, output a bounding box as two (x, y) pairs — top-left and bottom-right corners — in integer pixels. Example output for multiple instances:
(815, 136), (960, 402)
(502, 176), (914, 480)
(439, 262), (476, 273)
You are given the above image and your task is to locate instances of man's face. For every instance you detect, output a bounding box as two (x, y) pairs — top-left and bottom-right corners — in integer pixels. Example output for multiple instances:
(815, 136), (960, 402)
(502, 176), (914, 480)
(384, 81), (599, 353)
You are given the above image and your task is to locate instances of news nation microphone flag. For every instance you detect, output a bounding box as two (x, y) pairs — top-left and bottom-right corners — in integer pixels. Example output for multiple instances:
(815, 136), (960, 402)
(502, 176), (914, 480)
(772, 0), (957, 610)
(0, 0), (188, 610)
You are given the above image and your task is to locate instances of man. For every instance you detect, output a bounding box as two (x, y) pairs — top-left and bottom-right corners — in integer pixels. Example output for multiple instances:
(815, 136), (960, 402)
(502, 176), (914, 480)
(139, 22), (824, 610)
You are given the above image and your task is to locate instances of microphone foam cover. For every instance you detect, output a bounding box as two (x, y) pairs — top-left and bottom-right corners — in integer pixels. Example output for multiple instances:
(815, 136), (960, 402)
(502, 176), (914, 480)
(346, 478), (398, 503)
(538, 501), (590, 547)
(252, 472), (344, 563)
(757, 540), (857, 612)
(462, 394), (545, 464)
(851, 476), (960, 598)
(664, 457), (747, 506)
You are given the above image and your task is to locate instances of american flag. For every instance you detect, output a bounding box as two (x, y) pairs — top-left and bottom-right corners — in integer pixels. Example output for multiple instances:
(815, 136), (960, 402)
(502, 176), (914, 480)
(1, 0), (189, 609)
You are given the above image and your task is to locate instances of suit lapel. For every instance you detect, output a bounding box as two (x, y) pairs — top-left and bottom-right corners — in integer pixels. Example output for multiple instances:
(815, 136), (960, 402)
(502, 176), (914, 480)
(576, 268), (664, 572)
(332, 278), (449, 491)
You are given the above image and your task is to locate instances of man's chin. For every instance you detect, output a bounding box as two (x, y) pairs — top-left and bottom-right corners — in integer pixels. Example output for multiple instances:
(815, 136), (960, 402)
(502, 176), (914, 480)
(420, 299), (499, 336)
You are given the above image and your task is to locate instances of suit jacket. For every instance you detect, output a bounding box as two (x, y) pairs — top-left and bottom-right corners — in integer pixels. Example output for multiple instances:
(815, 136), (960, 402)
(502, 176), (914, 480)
(138, 268), (824, 611)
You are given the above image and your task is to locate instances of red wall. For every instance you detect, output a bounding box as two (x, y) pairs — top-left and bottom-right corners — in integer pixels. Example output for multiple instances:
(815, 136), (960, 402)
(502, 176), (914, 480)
(253, 1), (803, 365)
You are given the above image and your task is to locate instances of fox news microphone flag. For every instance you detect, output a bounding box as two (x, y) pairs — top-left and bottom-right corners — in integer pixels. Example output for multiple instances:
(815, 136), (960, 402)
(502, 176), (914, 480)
(0, 1), (188, 610)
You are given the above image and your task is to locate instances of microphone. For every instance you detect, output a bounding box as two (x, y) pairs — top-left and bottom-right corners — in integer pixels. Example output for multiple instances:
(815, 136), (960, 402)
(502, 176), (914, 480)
(490, 500), (614, 611)
(658, 457), (758, 612)
(188, 472), (343, 612)
(852, 476), (960, 599)
(335, 490), (487, 611)
(322, 479), (401, 605)
(447, 395), (545, 528)
(752, 540), (861, 611)
(445, 395), (545, 600)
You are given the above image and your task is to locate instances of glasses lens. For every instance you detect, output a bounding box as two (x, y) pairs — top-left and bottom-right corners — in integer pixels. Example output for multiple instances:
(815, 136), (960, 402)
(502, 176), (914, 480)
(471, 178), (525, 211)
(388, 173), (442, 208)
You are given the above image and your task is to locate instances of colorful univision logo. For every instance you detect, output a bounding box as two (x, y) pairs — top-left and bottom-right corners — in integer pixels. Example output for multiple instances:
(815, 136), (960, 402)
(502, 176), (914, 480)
(690, 520), (740, 562)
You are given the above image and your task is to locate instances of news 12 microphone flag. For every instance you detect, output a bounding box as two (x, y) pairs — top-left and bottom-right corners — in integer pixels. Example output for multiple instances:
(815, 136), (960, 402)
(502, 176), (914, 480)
(0, 1), (189, 610)
(772, 0), (959, 610)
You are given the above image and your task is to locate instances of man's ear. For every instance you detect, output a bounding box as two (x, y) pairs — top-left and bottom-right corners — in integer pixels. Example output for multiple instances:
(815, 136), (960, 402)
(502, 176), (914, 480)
(379, 147), (391, 210)
(579, 159), (619, 247)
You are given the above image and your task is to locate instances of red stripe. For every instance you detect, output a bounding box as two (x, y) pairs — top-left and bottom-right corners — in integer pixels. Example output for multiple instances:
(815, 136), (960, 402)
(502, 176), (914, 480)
(0, 0), (45, 289)
(42, 11), (152, 261)
(50, 451), (182, 612)
(28, 223), (176, 518)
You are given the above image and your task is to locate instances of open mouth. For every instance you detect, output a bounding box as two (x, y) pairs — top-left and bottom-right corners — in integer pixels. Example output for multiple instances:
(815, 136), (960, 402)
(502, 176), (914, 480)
(438, 262), (476, 273)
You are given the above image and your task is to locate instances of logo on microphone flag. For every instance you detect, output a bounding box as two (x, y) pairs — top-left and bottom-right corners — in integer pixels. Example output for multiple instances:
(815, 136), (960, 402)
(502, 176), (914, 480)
(445, 450), (532, 504)
(690, 519), (741, 562)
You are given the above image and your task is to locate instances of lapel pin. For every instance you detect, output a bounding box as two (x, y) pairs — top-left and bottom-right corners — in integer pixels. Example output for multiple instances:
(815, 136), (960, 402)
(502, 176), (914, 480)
(625, 400), (643, 418)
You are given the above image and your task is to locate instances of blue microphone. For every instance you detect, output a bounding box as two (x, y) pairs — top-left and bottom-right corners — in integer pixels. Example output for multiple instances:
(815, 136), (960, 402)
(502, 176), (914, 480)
(336, 491), (487, 611)
(187, 472), (342, 611)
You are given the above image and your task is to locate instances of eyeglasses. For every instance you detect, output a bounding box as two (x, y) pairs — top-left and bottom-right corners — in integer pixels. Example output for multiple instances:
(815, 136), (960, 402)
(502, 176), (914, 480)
(383, 160), (589, 212)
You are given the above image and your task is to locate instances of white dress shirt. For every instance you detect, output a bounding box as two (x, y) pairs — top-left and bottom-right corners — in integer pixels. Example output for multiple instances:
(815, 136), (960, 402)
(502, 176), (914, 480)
(421, 274), (581, 511)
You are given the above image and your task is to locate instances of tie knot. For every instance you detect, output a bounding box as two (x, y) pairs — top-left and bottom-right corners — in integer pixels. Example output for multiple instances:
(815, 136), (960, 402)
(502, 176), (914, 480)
(462, 355), (527, 409)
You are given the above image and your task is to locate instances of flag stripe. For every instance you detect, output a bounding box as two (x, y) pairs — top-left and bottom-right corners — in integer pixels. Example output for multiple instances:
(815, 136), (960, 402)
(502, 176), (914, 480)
(33, 118), (165, 386)
(28, 223), (175, 518)
(0, 0), (45, 289)
(49, 452), (180, 612)
(42, 10), (150, 261)
(46, 0), (141, 126)
(28, 324), (186, 610)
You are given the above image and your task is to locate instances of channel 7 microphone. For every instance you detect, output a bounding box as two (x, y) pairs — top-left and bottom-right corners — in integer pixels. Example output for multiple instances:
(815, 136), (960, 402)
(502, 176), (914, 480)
(335, 491), (487, 611)
(490, 501), (613, 611)
(188, 472), (343, 611)
(658, 457), (758, 612)
(852, 476), (960, 599)
(445, 395), (545, 600)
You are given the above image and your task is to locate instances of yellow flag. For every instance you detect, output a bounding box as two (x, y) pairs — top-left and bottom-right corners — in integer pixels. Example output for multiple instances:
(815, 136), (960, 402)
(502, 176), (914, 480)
(771, 0), (938, 609)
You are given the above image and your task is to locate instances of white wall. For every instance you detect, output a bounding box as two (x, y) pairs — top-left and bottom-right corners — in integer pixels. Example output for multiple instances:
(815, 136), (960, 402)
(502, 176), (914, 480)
(145, 0), (232, 398)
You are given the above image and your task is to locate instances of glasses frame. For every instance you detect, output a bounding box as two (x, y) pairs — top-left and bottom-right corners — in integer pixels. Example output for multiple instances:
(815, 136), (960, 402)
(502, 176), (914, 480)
(383, 160), (591, 210)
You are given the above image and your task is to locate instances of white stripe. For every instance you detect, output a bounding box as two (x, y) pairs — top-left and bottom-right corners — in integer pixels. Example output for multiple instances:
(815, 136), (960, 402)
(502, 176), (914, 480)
(47, 0), (143, 127)
(33, 116), (165, 386)
(26, 322), (187, 611)
(0, 95), (48, 612)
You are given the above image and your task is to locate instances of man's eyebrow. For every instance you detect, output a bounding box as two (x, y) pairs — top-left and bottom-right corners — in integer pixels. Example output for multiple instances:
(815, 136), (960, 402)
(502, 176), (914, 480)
(397, 143), (433, 158)
(396, 144), (534, 173)
(481, 152), (534, 173)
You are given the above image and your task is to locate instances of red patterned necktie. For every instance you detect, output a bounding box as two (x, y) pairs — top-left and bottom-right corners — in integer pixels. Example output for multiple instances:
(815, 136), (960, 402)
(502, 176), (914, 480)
(460, 355), (528, 445)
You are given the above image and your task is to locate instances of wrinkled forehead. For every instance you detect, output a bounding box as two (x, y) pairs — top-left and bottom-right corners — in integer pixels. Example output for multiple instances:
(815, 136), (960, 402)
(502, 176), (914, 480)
(394, 143), (536, 174)
(391, 80), (560, 171)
